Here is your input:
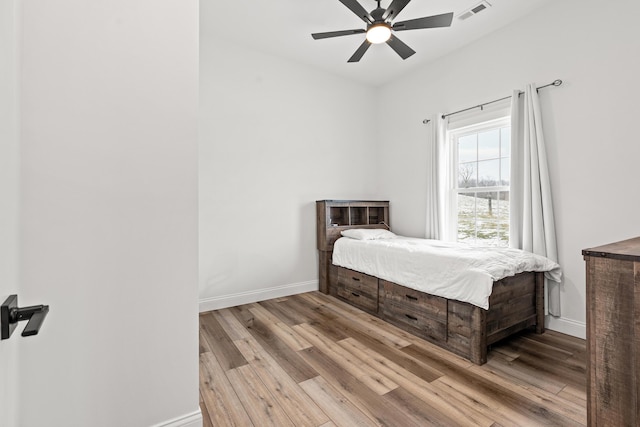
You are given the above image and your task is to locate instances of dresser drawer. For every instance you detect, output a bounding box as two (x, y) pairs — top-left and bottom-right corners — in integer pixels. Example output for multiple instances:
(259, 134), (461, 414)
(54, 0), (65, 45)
(380, 280), (446, 341)
(335, 267), (379, 313)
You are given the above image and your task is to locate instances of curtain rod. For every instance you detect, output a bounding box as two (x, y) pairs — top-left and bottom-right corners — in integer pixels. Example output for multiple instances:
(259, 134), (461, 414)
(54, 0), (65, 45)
(422, 79), (563, 124)
(442, 79), (562, 120)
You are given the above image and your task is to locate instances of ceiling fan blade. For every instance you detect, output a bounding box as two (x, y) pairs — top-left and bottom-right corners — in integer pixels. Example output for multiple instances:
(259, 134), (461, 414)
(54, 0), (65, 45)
(348, 40), (371, 63)
(312, 29), (366, 40)
(338, 0), (373, 24)
(386, 35), (415, 60)
(392, 12), (454, 31)
(382, 0), (412, 22)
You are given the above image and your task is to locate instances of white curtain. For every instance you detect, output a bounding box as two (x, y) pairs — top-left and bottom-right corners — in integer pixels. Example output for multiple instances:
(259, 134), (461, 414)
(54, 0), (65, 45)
(510, 84), (561, 316)
(425, 114), (447, 239)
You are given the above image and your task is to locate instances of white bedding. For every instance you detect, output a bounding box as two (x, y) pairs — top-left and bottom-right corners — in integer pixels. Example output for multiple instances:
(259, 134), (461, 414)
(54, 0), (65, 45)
(332, 236), (562, 310)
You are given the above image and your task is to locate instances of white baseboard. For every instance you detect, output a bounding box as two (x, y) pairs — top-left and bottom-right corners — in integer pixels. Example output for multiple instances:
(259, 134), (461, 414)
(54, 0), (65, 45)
(151, 409), (202, 427)
(545, 315), (586, 340)
(199, 280), (318, 313)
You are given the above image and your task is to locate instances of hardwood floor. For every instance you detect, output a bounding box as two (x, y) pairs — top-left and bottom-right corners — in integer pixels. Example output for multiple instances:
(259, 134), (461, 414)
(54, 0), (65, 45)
(199, 291), (586, 426)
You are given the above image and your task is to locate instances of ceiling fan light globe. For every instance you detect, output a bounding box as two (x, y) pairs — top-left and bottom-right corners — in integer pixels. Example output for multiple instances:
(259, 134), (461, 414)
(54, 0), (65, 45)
(366, 24), (391, 44)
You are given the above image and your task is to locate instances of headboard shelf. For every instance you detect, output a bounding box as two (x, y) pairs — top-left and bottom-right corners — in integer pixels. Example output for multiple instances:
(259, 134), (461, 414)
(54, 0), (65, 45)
(316, 200), (390, 251)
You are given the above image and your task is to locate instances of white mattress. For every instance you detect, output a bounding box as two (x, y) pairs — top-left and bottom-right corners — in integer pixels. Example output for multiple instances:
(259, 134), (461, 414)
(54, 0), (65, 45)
(332, 236), (562, 310)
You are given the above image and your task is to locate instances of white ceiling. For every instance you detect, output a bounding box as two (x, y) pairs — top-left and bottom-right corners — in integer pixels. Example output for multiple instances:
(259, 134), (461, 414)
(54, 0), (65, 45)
(201, 0), (554, 86)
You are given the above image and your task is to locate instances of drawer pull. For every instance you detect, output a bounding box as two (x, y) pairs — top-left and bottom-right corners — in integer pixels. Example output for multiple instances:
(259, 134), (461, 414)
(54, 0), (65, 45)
(351, 277), (360, 282)
(351, 292), (360, 297)
(405, 294), (418, 301)
(405, 314), (418, 321)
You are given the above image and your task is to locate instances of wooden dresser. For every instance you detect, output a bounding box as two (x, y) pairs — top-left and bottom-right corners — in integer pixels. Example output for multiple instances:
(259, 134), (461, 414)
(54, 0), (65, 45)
(583, 237), (640, 426)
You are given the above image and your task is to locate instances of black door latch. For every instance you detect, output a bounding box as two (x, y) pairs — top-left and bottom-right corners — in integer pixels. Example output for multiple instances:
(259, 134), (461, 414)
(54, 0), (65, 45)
(1, 295), (49, 340)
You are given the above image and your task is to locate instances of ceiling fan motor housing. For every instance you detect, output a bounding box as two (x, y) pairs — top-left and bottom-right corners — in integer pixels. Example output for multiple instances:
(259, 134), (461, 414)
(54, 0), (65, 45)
(369, 7), (386, 24)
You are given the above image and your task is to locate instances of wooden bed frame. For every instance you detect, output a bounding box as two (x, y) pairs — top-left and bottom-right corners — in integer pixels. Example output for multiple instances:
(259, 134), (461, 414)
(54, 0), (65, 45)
(316, 200), (545, 365)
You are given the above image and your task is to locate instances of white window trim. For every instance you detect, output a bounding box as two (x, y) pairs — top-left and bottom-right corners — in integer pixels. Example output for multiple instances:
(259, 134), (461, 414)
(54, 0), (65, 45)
(444, 116), (511, 244)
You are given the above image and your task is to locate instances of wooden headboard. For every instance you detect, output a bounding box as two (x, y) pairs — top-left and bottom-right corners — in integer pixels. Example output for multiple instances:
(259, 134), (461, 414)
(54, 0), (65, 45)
(316, 200), (389, 293)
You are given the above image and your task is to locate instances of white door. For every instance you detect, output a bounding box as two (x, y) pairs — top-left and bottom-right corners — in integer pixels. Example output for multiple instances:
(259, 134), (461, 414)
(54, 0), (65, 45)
(0, 0), (20, 424)
(1, 1), (201, 426)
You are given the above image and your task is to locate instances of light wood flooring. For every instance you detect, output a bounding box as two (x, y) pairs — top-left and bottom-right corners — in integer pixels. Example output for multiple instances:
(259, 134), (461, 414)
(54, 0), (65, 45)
(199, 291), (586, 426)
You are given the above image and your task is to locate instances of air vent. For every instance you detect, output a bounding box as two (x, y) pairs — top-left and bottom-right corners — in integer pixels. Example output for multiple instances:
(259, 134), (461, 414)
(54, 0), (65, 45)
(458, 1), (492, 20)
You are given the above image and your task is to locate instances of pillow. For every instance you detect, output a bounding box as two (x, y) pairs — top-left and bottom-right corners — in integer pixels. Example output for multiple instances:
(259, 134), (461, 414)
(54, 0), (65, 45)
(340, 228), (396, 240)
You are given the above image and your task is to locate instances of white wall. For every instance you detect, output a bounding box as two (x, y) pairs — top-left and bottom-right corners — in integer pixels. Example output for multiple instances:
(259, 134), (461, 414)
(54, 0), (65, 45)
(0, 0), (20, 424)
(18, 1), (200, 426)
(199, 33), (379, 309)
(376, 0), (640, 338)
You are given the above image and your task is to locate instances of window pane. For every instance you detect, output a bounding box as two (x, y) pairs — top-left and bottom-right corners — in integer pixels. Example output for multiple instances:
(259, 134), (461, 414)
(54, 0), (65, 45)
(480, 191), (510, 246)
(477, 159), (500, 186)
(457, 191), (510, 246)
(457, 193), (476, 243)
(458, 162), (477, 188)
(458, 135), (477, 163)
(500, 157), (510, 185)
(478, 129), (500, 160)
(501, 127), (511, 157)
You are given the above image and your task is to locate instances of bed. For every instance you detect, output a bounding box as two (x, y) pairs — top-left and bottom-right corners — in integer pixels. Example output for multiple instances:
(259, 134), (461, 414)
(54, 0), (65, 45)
(316, 200), (561, 365)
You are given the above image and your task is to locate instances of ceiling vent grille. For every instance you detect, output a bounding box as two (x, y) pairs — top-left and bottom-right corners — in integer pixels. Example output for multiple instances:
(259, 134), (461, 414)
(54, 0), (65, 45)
(458, 1), (492, 20)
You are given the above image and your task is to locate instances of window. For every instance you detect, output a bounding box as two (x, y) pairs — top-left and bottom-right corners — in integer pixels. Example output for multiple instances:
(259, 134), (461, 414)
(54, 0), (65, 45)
(448, 117), (510, 246)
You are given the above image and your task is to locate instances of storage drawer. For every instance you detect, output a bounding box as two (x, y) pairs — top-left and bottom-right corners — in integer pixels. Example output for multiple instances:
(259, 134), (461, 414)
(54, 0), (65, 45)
(337, 267), (378, 292)
(335, 267), (378, 313)
(380, 280), (446, 341)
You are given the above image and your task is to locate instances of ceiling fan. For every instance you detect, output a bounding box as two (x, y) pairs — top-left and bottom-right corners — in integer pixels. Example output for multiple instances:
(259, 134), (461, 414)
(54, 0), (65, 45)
(312, 0), (454, 62)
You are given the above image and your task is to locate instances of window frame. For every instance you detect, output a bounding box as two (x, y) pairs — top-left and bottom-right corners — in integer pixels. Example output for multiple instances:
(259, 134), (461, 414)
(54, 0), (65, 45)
(445, 116), (511, 246)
